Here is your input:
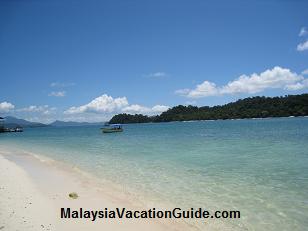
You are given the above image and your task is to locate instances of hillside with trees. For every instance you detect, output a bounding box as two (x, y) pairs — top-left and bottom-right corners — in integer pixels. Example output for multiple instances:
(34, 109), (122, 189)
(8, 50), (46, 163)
(109, 113), (153, 124)
(109, 94), (308, 124)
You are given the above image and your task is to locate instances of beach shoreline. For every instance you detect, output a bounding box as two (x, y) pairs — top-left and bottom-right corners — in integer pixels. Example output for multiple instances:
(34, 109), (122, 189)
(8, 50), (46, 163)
(1, 117), (307, 231)
(0, 145), (193, 231)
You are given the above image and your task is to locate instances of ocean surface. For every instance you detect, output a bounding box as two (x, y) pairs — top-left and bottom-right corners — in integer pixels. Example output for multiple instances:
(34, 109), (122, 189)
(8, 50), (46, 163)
(1, 117), (308, 230)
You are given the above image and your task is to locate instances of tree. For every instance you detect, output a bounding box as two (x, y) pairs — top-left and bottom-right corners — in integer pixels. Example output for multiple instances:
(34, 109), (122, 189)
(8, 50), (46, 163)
(109, 94), (308, 124)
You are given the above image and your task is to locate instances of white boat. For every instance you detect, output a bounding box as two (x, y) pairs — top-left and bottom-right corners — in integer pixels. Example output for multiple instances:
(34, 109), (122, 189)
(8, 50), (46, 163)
(101, 124), (123, 133)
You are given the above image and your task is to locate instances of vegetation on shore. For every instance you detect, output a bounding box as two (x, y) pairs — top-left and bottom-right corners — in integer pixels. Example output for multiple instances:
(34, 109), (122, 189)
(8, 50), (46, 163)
(109, 94), (308, 124)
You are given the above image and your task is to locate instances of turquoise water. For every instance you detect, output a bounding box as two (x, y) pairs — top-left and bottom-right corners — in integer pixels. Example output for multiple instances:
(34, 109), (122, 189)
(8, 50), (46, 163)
(1, 118), (308, 230)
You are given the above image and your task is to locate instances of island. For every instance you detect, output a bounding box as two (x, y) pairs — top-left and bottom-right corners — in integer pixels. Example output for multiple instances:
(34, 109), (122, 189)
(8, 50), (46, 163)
(109, 94), (308, 124)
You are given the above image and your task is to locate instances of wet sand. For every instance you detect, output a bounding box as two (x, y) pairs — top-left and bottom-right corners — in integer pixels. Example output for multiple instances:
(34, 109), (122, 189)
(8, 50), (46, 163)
(0, 147), (191, 231)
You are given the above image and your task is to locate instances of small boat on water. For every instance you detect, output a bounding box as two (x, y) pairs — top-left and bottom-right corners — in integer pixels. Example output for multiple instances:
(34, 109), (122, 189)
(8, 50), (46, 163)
(101, 124), (123, 133)
(10, 127), (23, 132)
(0, 127), (23, 133)
(0, 117), (23, 133)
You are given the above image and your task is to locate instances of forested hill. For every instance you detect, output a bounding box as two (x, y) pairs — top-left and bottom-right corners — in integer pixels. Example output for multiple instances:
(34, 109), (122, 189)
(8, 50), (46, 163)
(109, 94), (308, 124)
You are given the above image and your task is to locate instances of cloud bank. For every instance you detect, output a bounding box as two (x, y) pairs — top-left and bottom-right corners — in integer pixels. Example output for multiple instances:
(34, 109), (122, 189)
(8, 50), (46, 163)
(0, 102), (15, 113)
(64, 94), (169, 116)
(176, 66), (308, 98)
(18, 105), (56, 115)
(65, 94), (128, 114)
(302, 69), (308, 75)
(123, 104), (169, 114)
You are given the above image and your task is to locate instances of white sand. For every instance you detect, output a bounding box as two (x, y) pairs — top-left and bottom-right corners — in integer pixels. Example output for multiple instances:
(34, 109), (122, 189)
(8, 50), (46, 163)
(0, 147), (193, 231)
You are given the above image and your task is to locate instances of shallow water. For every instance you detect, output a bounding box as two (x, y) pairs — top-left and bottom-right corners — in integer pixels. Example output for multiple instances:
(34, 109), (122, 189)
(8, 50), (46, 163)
(1, 117), (308, 230)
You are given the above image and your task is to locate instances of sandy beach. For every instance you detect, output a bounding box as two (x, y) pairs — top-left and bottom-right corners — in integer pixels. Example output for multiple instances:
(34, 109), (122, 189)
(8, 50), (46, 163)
(0, 146), (191, 231)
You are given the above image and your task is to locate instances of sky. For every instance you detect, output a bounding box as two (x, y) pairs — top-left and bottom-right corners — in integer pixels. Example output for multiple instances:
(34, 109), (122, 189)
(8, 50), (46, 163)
(0, 0), (308, 123)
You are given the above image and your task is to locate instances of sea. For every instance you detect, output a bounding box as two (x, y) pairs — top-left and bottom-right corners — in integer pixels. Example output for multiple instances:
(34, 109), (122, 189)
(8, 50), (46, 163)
(1, 117), (307, 230)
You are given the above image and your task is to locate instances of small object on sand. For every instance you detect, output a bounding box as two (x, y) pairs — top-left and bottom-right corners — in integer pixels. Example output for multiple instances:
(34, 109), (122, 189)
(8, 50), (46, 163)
(68, 192), (78, 199)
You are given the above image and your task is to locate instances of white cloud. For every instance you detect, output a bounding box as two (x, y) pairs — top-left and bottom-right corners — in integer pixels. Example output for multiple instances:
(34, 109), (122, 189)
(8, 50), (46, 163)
(64, 94), (129, 114)
(19, 105), (48, 112)
(186, 81), (219, 98)
(0, 102), (15, 113)
(174, 89), (190, 95)
(123, 104), (169, 115)
(50, 82), (75, 87)
(299, 27), (308, 37)
(64, 94), (169, 117)
(285, 79), (308, 91)
(221, 67), (303, 94)
(145, 72), (168, 79)
(48, 91), (66, 97)
(302, 69), (308, 75)
(151, 105), (170, 113)
(176, 66), (307, 98)
(18, 105), (56, 115)
(122, 104), (150, 114)
(297, 40), (308, 51)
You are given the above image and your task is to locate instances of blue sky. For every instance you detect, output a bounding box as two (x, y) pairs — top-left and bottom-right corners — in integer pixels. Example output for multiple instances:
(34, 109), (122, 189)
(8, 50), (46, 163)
(0, 0), (308, 122)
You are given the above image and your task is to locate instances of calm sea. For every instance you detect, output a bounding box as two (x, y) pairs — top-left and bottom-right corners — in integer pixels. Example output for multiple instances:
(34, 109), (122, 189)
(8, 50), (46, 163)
(1, 117), (308, 230)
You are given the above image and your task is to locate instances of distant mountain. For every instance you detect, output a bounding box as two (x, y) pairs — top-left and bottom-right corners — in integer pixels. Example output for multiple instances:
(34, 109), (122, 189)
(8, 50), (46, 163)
(49, 120), (103, 127)
(3, 116), (48, 128)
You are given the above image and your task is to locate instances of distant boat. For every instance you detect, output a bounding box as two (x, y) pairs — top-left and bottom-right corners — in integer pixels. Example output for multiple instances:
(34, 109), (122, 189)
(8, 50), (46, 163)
(101, 124), (123, 133)
(14, 127), (23, 132)
(0, 117), (23, 133)
(1, 127), (23, 133)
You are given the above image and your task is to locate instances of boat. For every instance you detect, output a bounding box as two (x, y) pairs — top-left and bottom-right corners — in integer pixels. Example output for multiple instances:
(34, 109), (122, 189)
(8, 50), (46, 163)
(0, 127), (23, 133)
(101, 124), (123, 133)
(0, 117), (23, 133)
